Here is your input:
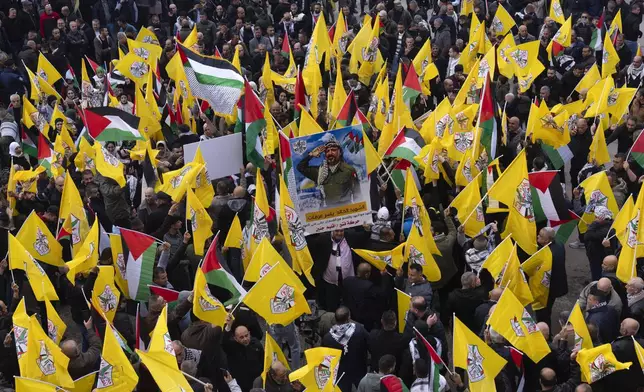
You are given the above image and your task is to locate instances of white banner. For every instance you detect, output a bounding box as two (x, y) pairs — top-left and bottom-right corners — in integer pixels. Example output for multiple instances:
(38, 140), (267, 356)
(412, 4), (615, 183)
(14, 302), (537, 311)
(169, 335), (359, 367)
(183, 133), (243, 180)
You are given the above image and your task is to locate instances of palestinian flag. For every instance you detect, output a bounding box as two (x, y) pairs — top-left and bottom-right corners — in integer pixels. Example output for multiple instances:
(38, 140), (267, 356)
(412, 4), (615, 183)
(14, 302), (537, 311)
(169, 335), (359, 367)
(384, 129), (422, 165)
(135, 303), (144, 350)
(85, 107), (143, 141)
(549, 210), (580, 244)
(161, 103), (179, 145)
(509, 347), (526, 392)
(66, 64), (79, 89)
(279, 130), (295, 189)
(402, 63), (422, 106)
(478, 74), (498, 161)
(121, 228), (158, 301)
(294, 69), (306, 122)
(177, 42), (244, 115)
(529, 171), (569, 223)
(380, 375), (409, 392)
(542, 143), (573, 170)
(335, 90), (358, 128)
(281, 32), (291, 58)
(148, 285), (180, 309)
(141, 148), (159, 190)
(202, 233), (246, 305)
(244, 80), (266, 168)
(589, 12), (604, 51)
(85, 55), (100, 74)
(21, 126), (37, 157)
(630, 129), (644, 168)
(414, 329), (443, 391)
(37, 133), (57, 174)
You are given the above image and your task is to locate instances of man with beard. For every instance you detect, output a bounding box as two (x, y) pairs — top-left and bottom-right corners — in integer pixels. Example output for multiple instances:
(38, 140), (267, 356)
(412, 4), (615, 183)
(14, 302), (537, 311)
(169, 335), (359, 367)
(297, 138), (361, 207)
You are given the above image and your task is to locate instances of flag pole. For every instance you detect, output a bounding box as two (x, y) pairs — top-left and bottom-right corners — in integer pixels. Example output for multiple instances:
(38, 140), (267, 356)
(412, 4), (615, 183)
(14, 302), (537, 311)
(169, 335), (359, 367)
(447, 171), (484, 211)
(181, 369), (210, 386)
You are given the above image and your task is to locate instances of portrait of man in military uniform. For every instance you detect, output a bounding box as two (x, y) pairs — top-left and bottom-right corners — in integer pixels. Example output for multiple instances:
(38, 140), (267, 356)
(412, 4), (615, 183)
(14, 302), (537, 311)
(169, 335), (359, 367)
(296, 138), (361, 206)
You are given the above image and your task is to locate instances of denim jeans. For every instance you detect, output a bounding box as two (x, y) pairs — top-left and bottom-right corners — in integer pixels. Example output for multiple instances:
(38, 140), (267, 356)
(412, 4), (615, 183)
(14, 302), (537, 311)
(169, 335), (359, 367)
(268, 323), (301, 369)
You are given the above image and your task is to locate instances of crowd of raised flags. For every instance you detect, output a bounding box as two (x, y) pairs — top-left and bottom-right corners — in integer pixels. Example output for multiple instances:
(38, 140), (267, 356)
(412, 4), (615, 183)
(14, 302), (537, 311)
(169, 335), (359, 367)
(5, 0), (644, 390)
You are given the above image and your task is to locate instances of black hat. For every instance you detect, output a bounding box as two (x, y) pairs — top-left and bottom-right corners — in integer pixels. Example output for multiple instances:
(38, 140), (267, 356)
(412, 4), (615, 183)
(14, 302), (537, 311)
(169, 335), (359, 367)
(46, 205), (59, 215)
(156, 191), (172, 201)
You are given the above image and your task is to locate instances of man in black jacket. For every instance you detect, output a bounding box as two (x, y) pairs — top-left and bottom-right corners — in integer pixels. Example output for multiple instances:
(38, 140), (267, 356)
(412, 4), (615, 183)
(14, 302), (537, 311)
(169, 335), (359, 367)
(342, 262), (390, 330)
(445, 271), (489, 332)
(368, 310), (404, 372)
(585, 286), (620, 344)
(606, 318), (644, 389)
(222, 319), (264, 392)
(321, 306), (369, 392)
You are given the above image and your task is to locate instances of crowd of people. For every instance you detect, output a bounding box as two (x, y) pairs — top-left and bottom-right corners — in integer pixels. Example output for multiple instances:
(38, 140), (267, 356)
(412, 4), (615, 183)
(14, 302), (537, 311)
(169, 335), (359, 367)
(0, 0), (644, 391)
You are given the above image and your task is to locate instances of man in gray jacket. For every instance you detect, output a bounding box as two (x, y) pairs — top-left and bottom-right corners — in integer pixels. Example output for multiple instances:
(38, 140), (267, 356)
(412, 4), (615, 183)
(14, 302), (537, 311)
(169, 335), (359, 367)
(356, 355), (398, 392)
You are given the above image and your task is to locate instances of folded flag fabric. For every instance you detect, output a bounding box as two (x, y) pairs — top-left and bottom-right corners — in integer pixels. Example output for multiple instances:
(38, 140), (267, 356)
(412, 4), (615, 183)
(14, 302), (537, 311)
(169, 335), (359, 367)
(85, 107), (143, 141)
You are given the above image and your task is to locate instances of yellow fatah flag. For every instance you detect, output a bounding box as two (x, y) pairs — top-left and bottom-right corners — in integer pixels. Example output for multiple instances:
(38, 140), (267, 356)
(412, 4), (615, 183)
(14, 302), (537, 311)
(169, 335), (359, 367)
(186, 187), (213, 256)
(357, 14), (383, 85)
(372, 75), (389, 131)
(602, 32), (620, 78)
(497, 33), (516, 78)
(453, 316), (507, 392)
(14, 377), (58, 392)
(404, 224), (441, 282)
(576, 64), (601, 93)
(7, 160), (17, 215)
(420, 98), (451, 143)
(481, 236), (514, 278)
(453, 59), (480, 106)
(611, 194), (635, 245)
(569, 302), (593, 350)
(487, 288), (551, 363)
(402, 168), (441, 255)
(633, 338), (644, 374)
(182, 25), (198, 48)
(262, 52), (275, 110)
(136, 26), (160, 45)
(549, 0), (566, 23)
(491, 4), (516, 36)
(608, 10), (623, 38)
(61, 170), (88, 231)
(136, 85), (161, 139)
(297, 105), (325, 136)
(585, 77), (615, 117)
(96, 324), (139, 392)
(145, 71), (162, 120)
(91, 266), (121, 323)
(516, 62), (545, 93)
(354, 245), (405, 271)
(306, 13), (332, 71)
(193, 269), (228, 326)
(616, 193), (639, 283)
(289, 347), (342, 392)
(263, 102), (279, 156)
(128, 38), (162, 66)
(588, 123), (611, 165)
(554, 17), (573, 47)
(25, 316), (74, 388)
(578, 171), (619, 234)
(412, 39), (438, 95)
(16, 211), (63, 267)
(9, 233), (59, 301)
(115, 52), (150, 86)
(263, 332), (291, 384)
(461, 0), (473, 15)
(69, 372), (97, 392)
(380, 68), (415, 155)
(522, 244), (553, 310)
(245, 237), (287, 282)
(532, 107), (570, 148)
(608, 87), (638, 119)
(396, 289), (411, 333)
(577, 343), (631, 383)
(487, 149), (528, 206)
(251, 168), (272, 250)
(12, 166), (44, 194)
(347, 15), (372, 70)
(278, 175), (315, 285)
(190, 146), (215, 206)
(37, 53), (63, 85)
(65, 219), (99, 284)
(109, 233), (129, 297)
(243, 261), (310, 325)
(330, 69), (347, 120)
(74, 137), (96, 174)
(476, 47), (496, 88)
(224, 214), (243, 249)
(454, 147), (481, 187)
(507, 40), (541, 77)
(136, 306), (194, 392)
(21, 95), (40, 130)
(363, 131), (382, 174)
(95, 144), (126, 187)
(498, 244), (535, 306)
(43, 298), (66, 344)
(450, 173), (485, 237)
(26, 67), (62, 101)
(160, 162), (202, 202)
(13, 298), (30, 375)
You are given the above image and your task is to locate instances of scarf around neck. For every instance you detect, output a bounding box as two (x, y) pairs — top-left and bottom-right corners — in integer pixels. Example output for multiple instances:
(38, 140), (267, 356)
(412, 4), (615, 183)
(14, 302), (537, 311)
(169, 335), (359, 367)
(330, 322), (356, 353)
(628, 290), (644, 307)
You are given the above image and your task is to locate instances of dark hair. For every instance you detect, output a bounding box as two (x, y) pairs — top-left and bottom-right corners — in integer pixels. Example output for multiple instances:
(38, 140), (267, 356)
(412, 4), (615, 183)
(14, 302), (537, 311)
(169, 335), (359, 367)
(381, 310), (397, 329)
(414, 358), (428, 378)
(409, 263), (423, 274)
(378, 354), (396, 373)
(614, 152), (626, 160)
(153, 267), (166, 280)
(335, 306), (351, 323)
(532, 156), (545, 170)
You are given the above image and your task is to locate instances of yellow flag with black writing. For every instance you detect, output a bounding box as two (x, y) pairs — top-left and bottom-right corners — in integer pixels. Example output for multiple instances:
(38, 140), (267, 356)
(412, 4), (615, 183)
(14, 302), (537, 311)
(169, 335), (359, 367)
(289, 347), (342, 392)
(224, 214), (243, 249)
(263, 332), (291, 384)
(94, 144), (126, 187)
(569, 302), (593, 351)
(243, 262), (310, 325)
(193, 269), (228, 326)
(404, 224), (441, 282)
(14, 377), (58, 392)
(97, 322), (139, 391)
(497, 244), (535, 307)
(279, 175), (315, 285)
(449, 172), (484, 237)
(453, 316), (507, 392)
(43, 298), (66, 344)
(13, 298), (30, 375)
(74, 137), (96, 174)
(578, 171), (619, 234)
(403, 168), (441, 255)
(354, 244), (405, 271)
(245, 237), (287, 283)
(487, 288), (551, 363)
(396, 289), (411, 333)
(16, 211), (64, 266)
(159, 162), (202, 202)
(9, 233), (59, 301)
(65, 218), (99, 284)
(577, 344), (631, 383)
(25, 316), (74, 388)
(522, 245), (553, 310)
(110, 233), (129, 298)
(186, 187), (213, 256)
(92, 266), (121, 323)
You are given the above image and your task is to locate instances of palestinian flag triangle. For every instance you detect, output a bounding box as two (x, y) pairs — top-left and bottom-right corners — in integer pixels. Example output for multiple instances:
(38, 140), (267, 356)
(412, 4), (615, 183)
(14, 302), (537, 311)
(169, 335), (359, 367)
(549, 210), (580, 244)
(529, 170), (569, 223)
(21, 126), (37, 157)
(85, 107), (143, 141)
(201, 233), (246, 305)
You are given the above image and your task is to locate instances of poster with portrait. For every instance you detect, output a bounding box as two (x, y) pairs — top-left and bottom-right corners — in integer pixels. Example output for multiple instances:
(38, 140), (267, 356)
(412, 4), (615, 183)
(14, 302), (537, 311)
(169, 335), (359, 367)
(289, 126), (373, 234)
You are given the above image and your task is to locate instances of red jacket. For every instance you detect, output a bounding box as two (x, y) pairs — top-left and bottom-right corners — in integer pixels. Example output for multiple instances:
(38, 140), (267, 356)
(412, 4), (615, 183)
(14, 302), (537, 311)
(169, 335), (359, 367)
(39, 11), (60, 38)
